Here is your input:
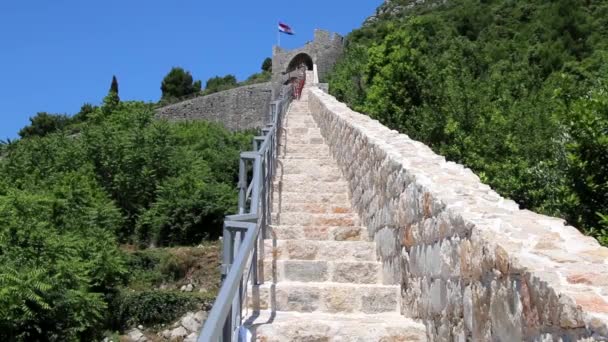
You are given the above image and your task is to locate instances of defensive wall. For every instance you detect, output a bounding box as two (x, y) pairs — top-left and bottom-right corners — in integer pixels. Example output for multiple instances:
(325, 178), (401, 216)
(306, 86), (608, 341)
(156, 82), (272, 131)
(156, 29), (343, 130)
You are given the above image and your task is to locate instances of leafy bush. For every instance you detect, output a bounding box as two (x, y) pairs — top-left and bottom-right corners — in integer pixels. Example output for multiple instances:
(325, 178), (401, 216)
(109, 290), (210, 329)
(242, 71), (271, 86)
(124, 245), (220, 291)
(1, 93), (252, 338)
(0, 175), (126, 341)
(203, 74), (238, 95)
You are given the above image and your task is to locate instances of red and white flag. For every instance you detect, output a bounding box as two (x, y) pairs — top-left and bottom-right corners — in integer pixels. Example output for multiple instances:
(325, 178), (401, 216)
(278, 22), (295, 35)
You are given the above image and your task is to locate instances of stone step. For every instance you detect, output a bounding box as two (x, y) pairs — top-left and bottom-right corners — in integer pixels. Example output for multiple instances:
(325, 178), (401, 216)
(272, 191), (349, 204)
(288, 108), (311, 112)
(271, 212), (358, 226)
(272, 202), (352, 214)
(245, 310), (427, 342)
(278, 156), (338, 165)
(285, 116), (313, 121)
(278, 144), (329, 155)
(283, 127), (321, 135)
(284, 115), (315, 120)
(277, 165), (342, 178)
(272, 173), (342, 183)
(278, 157), (338, 170)
(282, 122), (317, 129)
(248, 282), (400, 314)
(275, 166), (342, 178)
(284, 119), (316, 126)
(263, 260), (382, 284)
(283, 136), (325, 145)
(263, 239), (375, 261)
(268, 225), (368, 241)
(277, 153), (332, 159)
(273, 180), (348, 194)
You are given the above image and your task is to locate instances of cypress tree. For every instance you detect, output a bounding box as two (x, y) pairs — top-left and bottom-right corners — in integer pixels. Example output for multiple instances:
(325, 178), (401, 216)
(110, 75), (119, 95)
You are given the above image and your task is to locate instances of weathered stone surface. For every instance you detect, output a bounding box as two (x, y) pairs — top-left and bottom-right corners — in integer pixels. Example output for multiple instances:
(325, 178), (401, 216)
(180, 312), (201, 332)
(331, 261), (380, 284)
(126, 328), (146, 342)
(183, 332), (198, 342)
(169, 326), (188, 340)
(283, 260), (328, 282)
(307, 86), (608, 340)
(156, 83), (272, 131)
(248, 311), (427, 342)
(272, 29), (343, 89)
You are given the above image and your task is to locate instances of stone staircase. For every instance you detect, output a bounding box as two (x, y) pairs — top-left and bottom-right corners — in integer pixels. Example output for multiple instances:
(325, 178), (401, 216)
(244, 74), (427, 341)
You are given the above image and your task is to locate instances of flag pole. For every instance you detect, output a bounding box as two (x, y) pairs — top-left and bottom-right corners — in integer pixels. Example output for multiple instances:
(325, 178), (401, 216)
(277, 23), (281, 47)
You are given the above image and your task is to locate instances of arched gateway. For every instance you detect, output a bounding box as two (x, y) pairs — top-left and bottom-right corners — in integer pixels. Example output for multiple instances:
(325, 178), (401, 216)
(271, 29), (344, 99)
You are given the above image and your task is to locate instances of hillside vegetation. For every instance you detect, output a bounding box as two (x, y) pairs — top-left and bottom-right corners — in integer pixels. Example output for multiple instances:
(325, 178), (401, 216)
(158, 58), (272, 106)
(329, 0), (608, 243)
(0, 89), (251, 340)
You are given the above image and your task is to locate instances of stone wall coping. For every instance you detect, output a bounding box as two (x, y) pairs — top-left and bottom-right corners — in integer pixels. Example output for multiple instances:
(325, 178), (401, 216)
(308, 86), (608, 337)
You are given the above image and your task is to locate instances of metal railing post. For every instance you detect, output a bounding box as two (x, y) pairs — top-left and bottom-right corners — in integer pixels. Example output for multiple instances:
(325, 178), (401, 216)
(238, 158), (247, 214)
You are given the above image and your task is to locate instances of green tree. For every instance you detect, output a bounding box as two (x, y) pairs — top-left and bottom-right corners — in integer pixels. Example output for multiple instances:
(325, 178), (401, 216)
(564, 86), (608, 233)
(328, 0), (608, 244)
(262, 57), (272, 72)
(203, 75), (238, 95)
(2, 63), (254, 338)
(0, 173), (125, 341)
(110, 75), (119, 94)
(18, 112), (70, 138)
(160, 67), (202, 101)
(72, 103), (98, 123)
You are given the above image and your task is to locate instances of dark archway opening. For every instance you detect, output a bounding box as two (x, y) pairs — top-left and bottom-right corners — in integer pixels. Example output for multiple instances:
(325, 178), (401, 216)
(286, 53), (313, 73)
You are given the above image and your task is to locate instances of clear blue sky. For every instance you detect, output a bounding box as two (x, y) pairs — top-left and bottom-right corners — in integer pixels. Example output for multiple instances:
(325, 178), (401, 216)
(0, 0), (381, 139)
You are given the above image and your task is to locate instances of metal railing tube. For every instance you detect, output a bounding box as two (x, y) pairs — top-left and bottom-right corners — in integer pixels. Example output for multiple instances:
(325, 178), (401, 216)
(237, 159), (247, 214)
(249, 157), (262, 211)
(199, 222), (257, 342)
(198, 89), (294, 342)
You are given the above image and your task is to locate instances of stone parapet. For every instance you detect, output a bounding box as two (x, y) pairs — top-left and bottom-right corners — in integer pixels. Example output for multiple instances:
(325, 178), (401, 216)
(307, 87), (608, 341)
(155, 83), (272, 131)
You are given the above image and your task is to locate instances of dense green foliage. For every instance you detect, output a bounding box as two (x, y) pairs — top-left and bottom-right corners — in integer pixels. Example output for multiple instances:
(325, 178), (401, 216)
(158, 58), (273, 105)
(109, 246), (219, 329)
(18, 112), (71, 138)
(242, 70), (271, 86)
(110, 290), (209, 329)
(262, 57), (272, 72)
(0, 88), (251, 339)
(329, 0), (608, 242)
(160, 67), (203, 103)
(203, 74), (238, 95)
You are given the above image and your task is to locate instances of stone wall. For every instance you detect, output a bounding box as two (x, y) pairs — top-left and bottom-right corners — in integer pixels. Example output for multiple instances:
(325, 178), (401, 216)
(155, 83), (272, 131)
(307, 87), (608, 341)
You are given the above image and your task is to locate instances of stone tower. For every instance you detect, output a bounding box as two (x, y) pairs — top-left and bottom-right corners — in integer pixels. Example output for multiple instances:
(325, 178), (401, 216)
(271, 29), (344, 99)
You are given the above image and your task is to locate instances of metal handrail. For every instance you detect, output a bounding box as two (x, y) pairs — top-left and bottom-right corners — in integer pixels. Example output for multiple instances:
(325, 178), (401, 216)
(198, 86), (293, 342)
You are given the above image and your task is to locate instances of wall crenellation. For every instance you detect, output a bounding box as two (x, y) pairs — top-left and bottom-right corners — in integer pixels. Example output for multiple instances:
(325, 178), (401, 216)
(307, 86), (608, 341)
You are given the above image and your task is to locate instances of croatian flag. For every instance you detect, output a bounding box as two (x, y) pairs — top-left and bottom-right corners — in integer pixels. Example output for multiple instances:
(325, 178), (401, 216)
(278, 22), (295, 35)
